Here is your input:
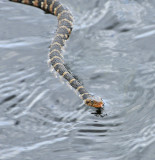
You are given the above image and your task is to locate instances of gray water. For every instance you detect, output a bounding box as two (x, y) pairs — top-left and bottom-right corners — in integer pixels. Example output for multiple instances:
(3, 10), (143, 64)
(0, 0), (155, 160)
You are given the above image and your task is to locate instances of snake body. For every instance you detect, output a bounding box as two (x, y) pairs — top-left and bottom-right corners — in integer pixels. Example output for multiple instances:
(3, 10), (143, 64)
(9, 0), (104, 108)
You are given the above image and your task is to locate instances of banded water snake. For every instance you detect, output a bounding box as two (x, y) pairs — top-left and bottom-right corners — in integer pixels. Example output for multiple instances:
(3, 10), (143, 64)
(9, 0), (104, 108)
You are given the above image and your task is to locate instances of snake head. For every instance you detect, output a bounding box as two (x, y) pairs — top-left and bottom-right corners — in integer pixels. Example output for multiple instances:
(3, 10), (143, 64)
(84, 96), (104, 108)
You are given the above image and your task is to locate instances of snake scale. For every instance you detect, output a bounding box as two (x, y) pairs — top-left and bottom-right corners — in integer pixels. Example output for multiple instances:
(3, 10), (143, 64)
(9, 0), (104, 108)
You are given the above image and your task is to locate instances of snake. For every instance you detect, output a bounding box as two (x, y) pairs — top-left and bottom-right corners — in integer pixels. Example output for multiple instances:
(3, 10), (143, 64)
(9, 0), (104, 108)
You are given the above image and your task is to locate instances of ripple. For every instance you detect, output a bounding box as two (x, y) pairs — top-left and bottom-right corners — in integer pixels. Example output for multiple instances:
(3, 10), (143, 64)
(74, 7), (107, 30)
(134, 61), (155, 89)
(0, 37), (49, 49)
(129, 124), (155, 152)
(74, 113), (123, 142)
(0, 95), (16, 105)
(14, 89), (50, 118)
(135, 29), (155, 39)
(0, 137), (67, 160)
(0, 120), (14, 127)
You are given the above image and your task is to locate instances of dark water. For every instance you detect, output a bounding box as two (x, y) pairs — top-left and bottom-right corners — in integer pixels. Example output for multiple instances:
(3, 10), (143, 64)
(0, 0), (155, 159)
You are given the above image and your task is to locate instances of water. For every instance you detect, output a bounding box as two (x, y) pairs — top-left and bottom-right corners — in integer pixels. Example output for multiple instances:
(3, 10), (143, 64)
(0, 0), (155, 159)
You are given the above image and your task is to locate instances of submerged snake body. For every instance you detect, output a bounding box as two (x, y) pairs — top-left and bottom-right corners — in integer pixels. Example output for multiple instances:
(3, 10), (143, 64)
(9, 0), (104, 108)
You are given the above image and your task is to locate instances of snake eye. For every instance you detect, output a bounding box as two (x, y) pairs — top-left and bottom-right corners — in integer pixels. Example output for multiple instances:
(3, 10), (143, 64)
(85, 101), (89, 104)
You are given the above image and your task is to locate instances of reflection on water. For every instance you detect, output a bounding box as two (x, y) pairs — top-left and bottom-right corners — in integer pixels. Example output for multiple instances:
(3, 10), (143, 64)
(0, 0), (155, 160)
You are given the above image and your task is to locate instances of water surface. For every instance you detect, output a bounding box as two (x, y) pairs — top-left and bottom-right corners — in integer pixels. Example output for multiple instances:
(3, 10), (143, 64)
(0, 0), (155, 160)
